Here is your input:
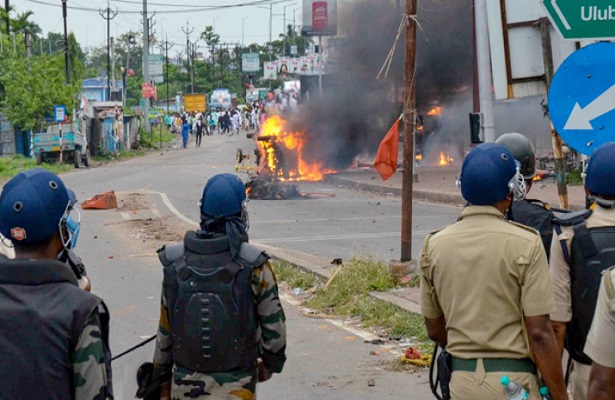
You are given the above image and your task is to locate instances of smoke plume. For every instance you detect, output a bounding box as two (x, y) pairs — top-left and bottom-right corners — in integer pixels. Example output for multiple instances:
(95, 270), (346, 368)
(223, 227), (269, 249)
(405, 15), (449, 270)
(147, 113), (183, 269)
(286, 0), (474, 169)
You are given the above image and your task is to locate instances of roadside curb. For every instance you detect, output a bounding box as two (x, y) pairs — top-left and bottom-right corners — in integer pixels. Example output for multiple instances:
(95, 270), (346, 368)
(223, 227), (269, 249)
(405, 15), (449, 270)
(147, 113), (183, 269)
(324, 175), (587, 210)
(324, 175), (465, 207)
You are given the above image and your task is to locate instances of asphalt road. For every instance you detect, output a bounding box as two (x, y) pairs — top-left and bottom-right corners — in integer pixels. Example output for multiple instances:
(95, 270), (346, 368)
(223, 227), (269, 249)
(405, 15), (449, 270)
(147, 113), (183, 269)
(60, 130), (459, 399)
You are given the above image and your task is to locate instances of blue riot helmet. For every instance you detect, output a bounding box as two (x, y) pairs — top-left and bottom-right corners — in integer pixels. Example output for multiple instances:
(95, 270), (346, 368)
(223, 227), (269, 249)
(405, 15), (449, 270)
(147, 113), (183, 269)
(585, 142), (615, 198)
(200, 174), (247, 220)
(458, 143), (525, 205)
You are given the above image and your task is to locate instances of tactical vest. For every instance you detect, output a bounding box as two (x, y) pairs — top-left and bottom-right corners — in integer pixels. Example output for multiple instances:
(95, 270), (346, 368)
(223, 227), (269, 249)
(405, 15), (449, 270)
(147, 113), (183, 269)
(159, 231), (268, 373)
(0, 258), (107, 400)
(555, 210), (615, 364)
(508, 199), (561, 260)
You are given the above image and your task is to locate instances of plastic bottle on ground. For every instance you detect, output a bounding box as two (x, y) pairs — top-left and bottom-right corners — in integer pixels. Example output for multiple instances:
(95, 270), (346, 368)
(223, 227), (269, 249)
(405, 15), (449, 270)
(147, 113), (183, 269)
(500, 375), (529, 400)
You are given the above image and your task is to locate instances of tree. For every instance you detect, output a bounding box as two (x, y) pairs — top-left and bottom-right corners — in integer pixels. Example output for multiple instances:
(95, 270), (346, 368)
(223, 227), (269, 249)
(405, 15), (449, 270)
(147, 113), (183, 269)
(10, 11), (41, 37)
(0, 52), (81, 130)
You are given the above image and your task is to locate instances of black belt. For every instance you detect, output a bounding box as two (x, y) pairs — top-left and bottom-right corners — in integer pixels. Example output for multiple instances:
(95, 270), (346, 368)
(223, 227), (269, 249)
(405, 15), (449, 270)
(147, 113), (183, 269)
(451, 357), (536, 374)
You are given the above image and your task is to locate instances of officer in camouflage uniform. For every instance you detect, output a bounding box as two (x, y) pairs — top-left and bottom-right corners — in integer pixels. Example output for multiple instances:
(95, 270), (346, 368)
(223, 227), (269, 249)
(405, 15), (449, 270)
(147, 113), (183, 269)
(153, 173), (286, 400)
(0, 168), (112, 400)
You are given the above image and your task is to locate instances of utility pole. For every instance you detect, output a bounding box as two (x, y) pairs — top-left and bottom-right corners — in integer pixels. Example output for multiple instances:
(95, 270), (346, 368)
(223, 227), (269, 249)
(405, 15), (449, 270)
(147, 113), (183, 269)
(111, 37), (116, 92)
(161, 35), (173, 115)
(142, 0), (150, 133)
(4, 0), (8, 36)
(24, 27), (31, 57)
(189, 40), (198, 93)
(62, 0), (69, 84)
(400, 0), (417, 263)
(99, 2), (117, 101)
(539, 17), (569, 209)
(182, 21), (194, 93)
(269, 3), (273, 61)
(474, 0), (495, 142)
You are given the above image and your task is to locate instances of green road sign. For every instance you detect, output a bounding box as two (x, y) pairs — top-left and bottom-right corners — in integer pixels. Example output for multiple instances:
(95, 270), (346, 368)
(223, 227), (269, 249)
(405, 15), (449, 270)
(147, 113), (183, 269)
(542, 0), (615, 40)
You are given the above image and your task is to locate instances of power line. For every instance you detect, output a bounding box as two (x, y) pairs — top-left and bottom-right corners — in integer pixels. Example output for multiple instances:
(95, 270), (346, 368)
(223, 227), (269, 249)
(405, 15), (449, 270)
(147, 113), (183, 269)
(111, 0), (282, 8)
(24, 0), (295, 14)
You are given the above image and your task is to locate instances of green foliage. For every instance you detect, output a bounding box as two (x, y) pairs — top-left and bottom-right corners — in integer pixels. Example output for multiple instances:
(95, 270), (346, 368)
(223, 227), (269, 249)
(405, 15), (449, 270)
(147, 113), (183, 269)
(0, 155), (72, 181)
(308, 258), (397, 309)
(139, 125), (176, 149)
(0, 51), (81, 130)
(272, 257), (429, 344)
(566, 168), (584, 186)
(272, 260), (317, 290)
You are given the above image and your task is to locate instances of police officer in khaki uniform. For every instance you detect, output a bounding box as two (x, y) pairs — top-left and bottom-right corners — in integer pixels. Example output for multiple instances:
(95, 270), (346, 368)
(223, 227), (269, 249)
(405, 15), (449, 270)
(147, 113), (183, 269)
(420, 143), (567, 400)
(585, 268), (615, 400)
(550, 142), (615, 400)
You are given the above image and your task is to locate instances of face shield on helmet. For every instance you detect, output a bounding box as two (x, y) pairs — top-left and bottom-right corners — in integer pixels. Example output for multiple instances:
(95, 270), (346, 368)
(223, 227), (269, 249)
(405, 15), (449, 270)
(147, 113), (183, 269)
(59, 202), (81, 250)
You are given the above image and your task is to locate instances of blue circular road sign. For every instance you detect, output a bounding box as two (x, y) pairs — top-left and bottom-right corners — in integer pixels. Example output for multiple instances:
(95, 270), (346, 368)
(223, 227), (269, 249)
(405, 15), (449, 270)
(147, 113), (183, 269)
(549, 42), (615, 155)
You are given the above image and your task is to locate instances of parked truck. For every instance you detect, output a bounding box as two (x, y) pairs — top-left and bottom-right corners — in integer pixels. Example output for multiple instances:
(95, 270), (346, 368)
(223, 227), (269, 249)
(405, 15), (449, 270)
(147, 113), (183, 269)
(183, 93), (207, 113)
(210, 88), (232, 110)
(33, 124), (91, 168)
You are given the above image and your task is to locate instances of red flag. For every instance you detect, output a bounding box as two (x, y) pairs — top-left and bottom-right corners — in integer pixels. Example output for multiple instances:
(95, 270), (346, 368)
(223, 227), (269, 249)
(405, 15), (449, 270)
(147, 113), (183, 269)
(374, 119), (401, 181)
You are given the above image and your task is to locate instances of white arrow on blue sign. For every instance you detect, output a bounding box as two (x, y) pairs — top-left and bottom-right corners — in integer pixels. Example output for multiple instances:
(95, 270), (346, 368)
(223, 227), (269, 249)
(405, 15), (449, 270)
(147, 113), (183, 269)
(549, 42), (615, 156)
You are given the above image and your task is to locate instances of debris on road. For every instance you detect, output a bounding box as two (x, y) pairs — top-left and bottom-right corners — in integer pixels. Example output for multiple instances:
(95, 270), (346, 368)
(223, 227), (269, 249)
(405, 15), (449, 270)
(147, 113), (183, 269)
(367, 378), (376, 387)
(400, 347), (432, 367)
(82, 191), (118, 209)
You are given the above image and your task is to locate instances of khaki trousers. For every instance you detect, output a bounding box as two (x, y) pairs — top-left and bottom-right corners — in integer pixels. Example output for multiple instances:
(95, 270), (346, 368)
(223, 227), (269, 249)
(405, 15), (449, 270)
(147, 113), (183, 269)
(450, 359), (541, 400)
(570, 360), (591, 400)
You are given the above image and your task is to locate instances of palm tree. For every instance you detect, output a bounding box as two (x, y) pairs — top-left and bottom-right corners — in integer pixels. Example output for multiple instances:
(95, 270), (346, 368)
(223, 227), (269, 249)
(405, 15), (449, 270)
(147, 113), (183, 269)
(11, 11), (42, 38)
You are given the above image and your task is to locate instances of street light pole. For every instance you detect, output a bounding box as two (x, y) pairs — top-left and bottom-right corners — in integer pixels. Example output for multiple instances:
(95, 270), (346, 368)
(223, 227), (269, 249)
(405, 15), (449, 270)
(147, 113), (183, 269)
(269, 3), (272, 61)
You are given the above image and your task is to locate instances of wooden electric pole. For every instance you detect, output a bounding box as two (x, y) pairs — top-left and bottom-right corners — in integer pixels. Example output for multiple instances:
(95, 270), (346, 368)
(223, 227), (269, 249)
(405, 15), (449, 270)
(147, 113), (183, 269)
(401, 0), (417, 262)
(62, 0), (69, 84)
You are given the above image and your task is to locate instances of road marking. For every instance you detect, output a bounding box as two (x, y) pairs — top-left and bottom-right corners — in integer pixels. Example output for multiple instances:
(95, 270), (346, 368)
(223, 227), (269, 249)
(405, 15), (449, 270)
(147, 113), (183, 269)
(146, 190), (199, 227)
(279, 293), (379, 341)
(120, 212), (130, 221)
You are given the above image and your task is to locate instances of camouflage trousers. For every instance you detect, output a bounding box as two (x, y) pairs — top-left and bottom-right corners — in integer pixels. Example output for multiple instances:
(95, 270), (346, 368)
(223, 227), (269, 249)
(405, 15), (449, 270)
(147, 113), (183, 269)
(170, 366), (258, 400)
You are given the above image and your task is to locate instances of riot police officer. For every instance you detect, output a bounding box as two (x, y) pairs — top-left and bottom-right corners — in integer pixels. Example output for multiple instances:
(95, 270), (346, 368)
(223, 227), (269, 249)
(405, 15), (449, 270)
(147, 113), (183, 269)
(496, 132), (560, 259)
(420, 143), (566, 400)
(550, 142), (615, 400)
(0, 168), (112, 399)
(152, 173), (287, 399)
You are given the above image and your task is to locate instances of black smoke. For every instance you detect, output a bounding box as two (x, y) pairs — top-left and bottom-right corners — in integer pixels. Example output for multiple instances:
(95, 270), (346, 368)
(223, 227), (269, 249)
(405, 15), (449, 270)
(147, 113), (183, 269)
(285, 0), (473, 169)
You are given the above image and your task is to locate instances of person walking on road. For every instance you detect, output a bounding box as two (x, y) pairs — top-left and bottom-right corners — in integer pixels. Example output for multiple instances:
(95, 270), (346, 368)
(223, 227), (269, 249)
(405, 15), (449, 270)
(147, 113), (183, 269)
(496, 132), (563, 260)
(181, 119), (191, 149)
(549, 142), (615, 400)
(195, 119), (204, 148)
(420, 143), (567, 400)
(0, 168), (112, 400)
(152, 173), (287, 399)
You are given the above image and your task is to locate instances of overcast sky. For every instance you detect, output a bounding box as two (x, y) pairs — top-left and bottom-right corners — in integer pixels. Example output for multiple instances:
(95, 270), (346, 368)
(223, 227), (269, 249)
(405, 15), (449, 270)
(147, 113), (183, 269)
(15, 0), (308, 55)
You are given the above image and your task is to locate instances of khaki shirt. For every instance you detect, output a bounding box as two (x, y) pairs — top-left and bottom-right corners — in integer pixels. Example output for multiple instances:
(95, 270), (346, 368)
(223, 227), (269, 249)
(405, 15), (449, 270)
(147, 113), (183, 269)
(549, 205), (615, 322)
(420, 206), (554, 359)
(584, 269), (615, 368)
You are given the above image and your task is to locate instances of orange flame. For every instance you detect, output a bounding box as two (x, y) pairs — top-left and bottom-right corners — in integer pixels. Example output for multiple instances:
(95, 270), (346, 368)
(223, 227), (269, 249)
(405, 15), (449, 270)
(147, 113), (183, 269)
(258, 115), (334, 181)
(438, 152), (454, 166)
(416, 154), (423, 161)
(533, 175), (542, 181)
(427, 106), (443, 116)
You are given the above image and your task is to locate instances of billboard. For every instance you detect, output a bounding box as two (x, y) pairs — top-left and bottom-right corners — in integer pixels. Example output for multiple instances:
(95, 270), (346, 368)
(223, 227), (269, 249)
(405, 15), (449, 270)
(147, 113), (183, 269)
(242, 53), (260, 72)
(148, 54), (164, 77)
(301, 0), (337, 36)
(264, 62), (278, 80)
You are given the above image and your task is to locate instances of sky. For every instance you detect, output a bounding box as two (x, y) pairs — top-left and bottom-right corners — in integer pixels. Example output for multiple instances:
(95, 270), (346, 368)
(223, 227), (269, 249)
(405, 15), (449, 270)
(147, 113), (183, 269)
(14, 0), (308, 55)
